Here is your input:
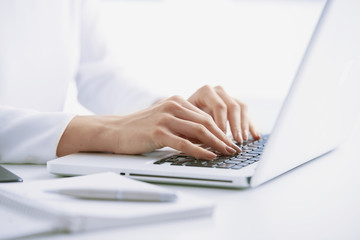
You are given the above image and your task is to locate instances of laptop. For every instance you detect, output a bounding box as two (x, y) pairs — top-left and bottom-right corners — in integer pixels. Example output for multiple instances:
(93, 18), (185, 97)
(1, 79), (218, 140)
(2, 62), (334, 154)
(48, 0), (360, 188)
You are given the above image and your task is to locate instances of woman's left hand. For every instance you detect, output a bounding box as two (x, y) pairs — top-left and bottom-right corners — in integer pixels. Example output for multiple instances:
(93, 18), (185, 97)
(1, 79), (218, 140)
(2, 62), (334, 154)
(188, 85), (261, 143)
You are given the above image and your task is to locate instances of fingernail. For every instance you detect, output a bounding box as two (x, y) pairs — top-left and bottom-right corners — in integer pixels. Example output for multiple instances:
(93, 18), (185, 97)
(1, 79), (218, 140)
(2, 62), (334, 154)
(244, 131), (249, 141)
(206, 152), (217, 160)
(237, 131), (243, 144)
(225, 146), (236, 155)
(257, 132), (262, 139)
(226, 136), (241, 153)
(232, 143), (242, 153)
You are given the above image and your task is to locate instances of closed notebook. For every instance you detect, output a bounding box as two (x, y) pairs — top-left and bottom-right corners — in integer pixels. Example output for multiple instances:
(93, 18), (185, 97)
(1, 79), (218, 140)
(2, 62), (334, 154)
(0, 172), (214, 240)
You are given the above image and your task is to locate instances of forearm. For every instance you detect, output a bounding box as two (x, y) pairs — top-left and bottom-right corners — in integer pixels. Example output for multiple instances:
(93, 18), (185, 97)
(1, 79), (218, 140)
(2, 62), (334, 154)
(56, 115), (116, 157)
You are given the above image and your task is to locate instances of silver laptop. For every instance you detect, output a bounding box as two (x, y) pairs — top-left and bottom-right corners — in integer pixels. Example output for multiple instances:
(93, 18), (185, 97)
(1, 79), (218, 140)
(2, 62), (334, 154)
(48, 0), (360, 188)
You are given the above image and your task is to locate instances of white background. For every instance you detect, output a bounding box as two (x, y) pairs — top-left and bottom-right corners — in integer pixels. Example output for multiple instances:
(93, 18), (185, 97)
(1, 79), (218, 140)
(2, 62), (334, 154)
(65, 0), (325, 131)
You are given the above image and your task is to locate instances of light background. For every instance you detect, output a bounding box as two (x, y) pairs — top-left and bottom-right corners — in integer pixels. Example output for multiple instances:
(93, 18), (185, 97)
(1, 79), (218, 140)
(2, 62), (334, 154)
(64, 0), (325, 131)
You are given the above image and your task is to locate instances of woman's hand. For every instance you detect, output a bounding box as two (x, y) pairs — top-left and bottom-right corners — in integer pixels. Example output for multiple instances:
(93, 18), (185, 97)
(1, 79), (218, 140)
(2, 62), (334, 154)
(57, 95), (241, 160)
(188, 85), (261, 143)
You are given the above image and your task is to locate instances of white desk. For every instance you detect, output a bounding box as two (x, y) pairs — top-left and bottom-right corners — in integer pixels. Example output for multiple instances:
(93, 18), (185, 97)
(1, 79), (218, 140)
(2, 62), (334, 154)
(4, 122), (360, 240)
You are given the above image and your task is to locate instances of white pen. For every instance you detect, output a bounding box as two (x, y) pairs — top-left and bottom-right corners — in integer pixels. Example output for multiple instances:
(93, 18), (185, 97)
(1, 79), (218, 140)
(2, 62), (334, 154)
(47, 188), (178, 202)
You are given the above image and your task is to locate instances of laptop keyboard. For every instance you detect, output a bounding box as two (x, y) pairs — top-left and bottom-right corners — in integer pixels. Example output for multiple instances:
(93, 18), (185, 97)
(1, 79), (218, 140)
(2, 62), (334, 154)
(154, 134), (269, 170)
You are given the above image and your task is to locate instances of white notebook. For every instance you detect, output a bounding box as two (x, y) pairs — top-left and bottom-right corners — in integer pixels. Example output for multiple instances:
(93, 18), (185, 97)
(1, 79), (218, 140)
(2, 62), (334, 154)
(0, 172), (214, 240)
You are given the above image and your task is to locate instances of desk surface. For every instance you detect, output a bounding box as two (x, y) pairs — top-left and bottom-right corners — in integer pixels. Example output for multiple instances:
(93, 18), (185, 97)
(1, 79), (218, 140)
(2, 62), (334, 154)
(4, 123), (360, 240)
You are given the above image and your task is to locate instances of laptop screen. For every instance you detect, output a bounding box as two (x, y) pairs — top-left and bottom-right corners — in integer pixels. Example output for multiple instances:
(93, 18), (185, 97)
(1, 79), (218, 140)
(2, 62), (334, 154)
(251, 0), (360, 186)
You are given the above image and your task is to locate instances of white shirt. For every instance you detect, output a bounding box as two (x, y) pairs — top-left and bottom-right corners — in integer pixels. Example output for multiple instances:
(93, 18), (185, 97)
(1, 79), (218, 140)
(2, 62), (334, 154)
(0, 0), (160, 163)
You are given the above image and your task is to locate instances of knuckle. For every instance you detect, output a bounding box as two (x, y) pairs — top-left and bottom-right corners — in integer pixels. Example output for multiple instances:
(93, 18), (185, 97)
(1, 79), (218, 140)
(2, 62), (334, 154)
(216, 102), (227, 112)
(203, 115), (214, 128)
(200, 85), (212, 92)
(157, 113), (173, 125)
(214, 85), (224, 92)
(161, 100), (181, 112)
(196, 125), (207, 135)
(192, 151), (202, 160)
(229, 101), (240, 111)
(151, 127), (166, 138)
(177, 139), (189, 151)
(169, 95), (183, 102)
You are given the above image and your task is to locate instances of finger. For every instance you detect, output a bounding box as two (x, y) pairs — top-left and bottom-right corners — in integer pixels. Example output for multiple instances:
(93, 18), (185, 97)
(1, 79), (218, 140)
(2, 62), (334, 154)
(235, 99), (250, 141)
(169, 102), (241, 152)
(170, 95), (231, 135)
(159, 131), (217, 160)
(249, 122), (261, 140)
(183, 137), (202, 144)
(168, 95), (209, 117)
(214, 86), (243, 144)
(187, 87), (228, 133)
(167, 117), (237, 155)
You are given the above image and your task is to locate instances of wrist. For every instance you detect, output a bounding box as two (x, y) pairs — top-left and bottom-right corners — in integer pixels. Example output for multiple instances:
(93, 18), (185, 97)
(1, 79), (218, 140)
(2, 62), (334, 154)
(56, 115), (114, 157)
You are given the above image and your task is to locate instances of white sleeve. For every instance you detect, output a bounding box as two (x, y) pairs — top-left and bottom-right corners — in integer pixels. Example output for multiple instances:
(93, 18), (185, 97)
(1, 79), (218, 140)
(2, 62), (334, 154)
(0, 106), (74, 164)
(76, 0), (162, 116)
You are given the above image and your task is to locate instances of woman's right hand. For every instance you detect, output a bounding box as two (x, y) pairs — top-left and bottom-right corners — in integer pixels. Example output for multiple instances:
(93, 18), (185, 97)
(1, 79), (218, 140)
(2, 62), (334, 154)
(57, 95), (241, 160)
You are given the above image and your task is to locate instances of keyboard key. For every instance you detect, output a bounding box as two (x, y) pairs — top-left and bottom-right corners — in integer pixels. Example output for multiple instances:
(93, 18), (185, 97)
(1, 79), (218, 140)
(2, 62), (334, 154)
(224, 160), (242, 164)
(240, 153), (258, 158)
(238, 162), (249, 167)
(153, 160), (165, 164)
(232, 156), (250, 161)
(249, 150), (262, 155)
(202, 162), (218, 167)
(163, 157), (179, 162)
(185, 162), (204, 167)
(214, 155), (231, 161)
(175, 156), (193, 161)
(231, 165), (244, 170)
(186, 161), (216, 167)
(171, 158), (193, 166)
(244, 159), (255, 164)
(216, 163), (235, 169)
